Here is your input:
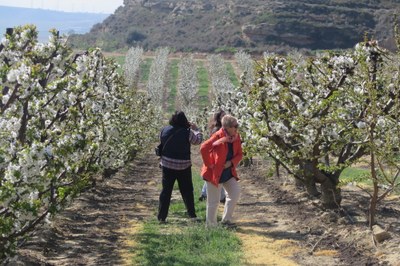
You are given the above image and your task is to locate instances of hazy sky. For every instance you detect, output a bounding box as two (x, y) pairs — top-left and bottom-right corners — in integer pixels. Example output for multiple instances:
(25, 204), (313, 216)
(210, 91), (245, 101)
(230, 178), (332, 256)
(0, 0), (124, 13)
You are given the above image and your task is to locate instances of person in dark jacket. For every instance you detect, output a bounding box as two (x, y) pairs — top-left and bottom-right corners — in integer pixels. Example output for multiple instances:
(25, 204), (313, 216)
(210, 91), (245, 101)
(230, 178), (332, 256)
(157, 111), (203, 223)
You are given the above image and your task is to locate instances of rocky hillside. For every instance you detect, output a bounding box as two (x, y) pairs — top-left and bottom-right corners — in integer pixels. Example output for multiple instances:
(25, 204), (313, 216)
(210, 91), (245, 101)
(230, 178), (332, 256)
(68, 0), (400, 53)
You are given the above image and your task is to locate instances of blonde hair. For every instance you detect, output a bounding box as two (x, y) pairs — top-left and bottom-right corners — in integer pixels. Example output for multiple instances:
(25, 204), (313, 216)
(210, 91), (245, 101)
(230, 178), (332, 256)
(221, 115), (238, 128)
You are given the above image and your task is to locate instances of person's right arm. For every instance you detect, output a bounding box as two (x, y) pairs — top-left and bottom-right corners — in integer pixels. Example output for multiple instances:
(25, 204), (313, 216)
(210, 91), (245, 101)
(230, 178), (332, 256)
(189, 129), (203, 145)
(188, 122), (203, 145)
(200, 134), (218, 168)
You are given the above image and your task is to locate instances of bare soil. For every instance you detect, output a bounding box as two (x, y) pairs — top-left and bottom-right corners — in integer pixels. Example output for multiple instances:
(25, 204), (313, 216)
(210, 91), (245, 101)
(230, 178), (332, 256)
(10, 149), (400, 266)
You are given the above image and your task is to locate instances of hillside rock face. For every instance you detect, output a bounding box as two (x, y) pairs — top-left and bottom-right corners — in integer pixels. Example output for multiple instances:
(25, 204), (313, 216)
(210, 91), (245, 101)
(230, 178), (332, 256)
(68, 0), (400, 53)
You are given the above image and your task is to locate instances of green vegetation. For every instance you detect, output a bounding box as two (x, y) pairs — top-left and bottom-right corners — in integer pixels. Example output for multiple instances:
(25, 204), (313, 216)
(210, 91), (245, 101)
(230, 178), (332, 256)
(104, 55), (125, 74)
(254, 12), (277, 24)
(167, 59), (179, 113)
(132, 222), (243, 265)
(113, 55), (125, 67)
(339, 167), (370, 186)
(214, 46), (237, 54)
(197, 61), (210, 109)
(140, 58), (153, 84)
(226, 62), (240, 88)
(339, 167), (400, 195)
(339, 167), (400, 194)
(131, 169), (243, 265)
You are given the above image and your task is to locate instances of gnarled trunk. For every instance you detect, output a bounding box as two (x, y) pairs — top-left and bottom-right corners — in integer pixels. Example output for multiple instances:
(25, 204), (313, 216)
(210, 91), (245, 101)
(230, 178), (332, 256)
(300, 160), (342, 208)
(302, 161), (321, 197)
(294, 177), (319, 196)
(320, 176), (342, 209)
(305, 179), (320, 197)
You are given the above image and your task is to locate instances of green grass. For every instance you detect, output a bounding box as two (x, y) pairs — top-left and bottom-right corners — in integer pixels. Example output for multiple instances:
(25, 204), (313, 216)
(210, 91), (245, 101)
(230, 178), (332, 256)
(226, 62), (240, 88)
(140, 58), (153, 84)
(167, 59), (179, 113)
(197, 61), (210, 109)
(105, 55), (125, 74)
(339, 167), (400, 195)
(339, 167), (370, 186)
(130, 169), (243, 265)
(113, 55), (126, 67)
(133, 222), (242, 266)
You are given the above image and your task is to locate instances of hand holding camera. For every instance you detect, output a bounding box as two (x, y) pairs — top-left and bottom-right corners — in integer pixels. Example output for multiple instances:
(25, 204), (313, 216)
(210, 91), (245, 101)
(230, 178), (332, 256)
(189, 122), (199, 131)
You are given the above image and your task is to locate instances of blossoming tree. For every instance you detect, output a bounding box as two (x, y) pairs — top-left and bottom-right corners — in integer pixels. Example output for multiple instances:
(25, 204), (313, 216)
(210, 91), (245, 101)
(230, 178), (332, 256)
(351, 39), (400, 226)
(0, 25), (157, 259)
(177, 55), (199, 119)
(124, 46), (144, 89)
(244, 40), (400, 209)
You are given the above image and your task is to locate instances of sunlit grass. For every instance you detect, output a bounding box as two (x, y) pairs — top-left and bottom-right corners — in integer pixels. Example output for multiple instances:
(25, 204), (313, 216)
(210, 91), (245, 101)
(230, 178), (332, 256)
(197, 61), (210, 109)
(132, 221), (242, 266)
(130, 168), (243, 265)
(339, 167), (371, 186)
(226, 62), (239, 87)
(339, 166), (400, 195)
(140, 58), (153, 84)
(113, 55), (125, 66)
(105, 55), (125, 74)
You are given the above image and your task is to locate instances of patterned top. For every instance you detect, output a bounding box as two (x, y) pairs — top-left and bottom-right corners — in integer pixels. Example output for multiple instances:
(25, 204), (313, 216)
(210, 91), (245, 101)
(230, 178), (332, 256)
(219, 142), (233, 183)
(160, 129), (203, 170)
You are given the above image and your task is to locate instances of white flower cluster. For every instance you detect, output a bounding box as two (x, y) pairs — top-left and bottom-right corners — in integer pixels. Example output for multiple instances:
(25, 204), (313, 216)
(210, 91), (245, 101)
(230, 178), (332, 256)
(330, 55), (355, 74)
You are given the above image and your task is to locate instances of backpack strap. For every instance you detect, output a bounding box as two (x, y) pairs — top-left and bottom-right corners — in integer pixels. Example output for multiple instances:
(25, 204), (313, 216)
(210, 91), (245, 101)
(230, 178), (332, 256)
(163, 128), (184, 151)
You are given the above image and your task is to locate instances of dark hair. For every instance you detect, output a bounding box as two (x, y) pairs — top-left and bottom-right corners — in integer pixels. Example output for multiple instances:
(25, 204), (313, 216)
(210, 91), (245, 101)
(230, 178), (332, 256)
(208, 109), (226, 134)
(169, 111), (190, 128)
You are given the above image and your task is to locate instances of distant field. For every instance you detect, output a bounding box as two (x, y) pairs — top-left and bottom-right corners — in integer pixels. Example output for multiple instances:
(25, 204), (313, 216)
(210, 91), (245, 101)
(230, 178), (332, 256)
(106, 53), (240, 109)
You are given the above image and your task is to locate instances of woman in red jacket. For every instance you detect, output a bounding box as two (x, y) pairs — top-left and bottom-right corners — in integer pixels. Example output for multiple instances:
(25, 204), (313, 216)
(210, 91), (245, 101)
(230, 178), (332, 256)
(200, 114), (243, 227)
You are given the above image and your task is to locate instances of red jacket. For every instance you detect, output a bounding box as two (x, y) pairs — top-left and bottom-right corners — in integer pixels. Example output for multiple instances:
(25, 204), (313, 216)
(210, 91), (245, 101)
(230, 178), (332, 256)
(200, 128), (243, 187)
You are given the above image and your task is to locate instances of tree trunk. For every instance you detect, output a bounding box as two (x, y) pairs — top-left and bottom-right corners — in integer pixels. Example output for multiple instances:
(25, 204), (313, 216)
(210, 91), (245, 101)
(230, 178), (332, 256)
(302, 161), (320, 196)
(294, 178), (305, 190)
(369, 148), (378, 228)
(294, 176), (319, 196)
(305, 179), (320, 196)
(275, 159), (280, 177)
(369, 191), (378, 228)
(320, 178), (342, 209)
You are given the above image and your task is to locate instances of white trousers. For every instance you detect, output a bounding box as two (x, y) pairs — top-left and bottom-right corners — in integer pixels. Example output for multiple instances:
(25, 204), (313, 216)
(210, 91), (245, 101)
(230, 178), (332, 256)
(206, 178), (241, 227)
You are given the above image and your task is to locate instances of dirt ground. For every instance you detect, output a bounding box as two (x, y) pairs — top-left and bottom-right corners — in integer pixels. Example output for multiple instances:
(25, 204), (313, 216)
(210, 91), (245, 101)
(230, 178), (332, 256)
(10, 149), (400, 266)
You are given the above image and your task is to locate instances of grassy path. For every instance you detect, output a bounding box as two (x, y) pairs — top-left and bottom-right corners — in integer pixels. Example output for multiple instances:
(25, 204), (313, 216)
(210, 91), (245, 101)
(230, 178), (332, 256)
(16, 148), (392, 265)
(15, 149), (306, 265)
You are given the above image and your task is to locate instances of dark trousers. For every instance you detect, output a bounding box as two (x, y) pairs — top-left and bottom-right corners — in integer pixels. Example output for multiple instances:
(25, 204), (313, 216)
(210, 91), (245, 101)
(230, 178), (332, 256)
(157, 166), (196, 221)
